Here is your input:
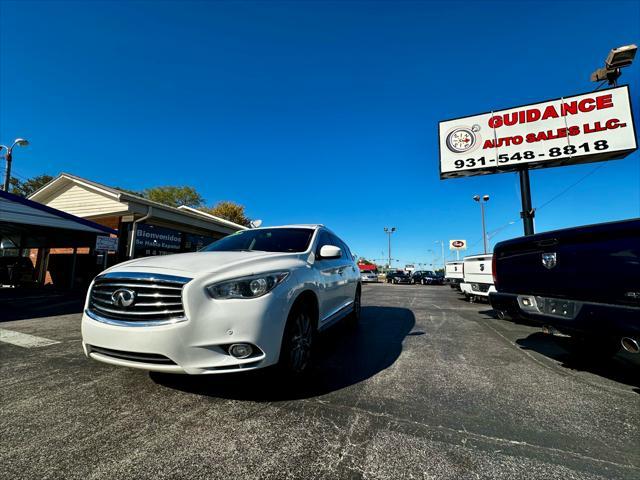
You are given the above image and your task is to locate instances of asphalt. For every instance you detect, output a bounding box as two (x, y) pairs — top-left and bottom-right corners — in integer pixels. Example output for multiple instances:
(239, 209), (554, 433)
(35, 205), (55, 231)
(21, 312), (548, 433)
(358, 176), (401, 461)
(1, 284), (639, 479)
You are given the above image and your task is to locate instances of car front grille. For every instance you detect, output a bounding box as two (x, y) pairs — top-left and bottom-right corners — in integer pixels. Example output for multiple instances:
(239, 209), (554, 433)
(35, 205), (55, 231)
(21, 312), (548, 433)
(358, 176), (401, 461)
(87, 272), (192, 325)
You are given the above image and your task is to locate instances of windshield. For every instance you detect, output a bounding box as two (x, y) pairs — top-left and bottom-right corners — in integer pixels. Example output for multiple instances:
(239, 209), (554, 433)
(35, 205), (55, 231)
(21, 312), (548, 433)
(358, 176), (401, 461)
(201, 228), (314, 253)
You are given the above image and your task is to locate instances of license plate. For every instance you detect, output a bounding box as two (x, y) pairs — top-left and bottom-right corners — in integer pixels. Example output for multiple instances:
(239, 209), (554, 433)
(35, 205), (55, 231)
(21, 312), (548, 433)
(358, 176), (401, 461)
(535, 297), (579, 319)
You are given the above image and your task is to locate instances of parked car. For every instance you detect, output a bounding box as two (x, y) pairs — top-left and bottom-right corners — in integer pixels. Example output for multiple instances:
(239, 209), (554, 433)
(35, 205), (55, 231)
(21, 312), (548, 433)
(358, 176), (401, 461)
(445, 261), (463, 290)
(386, 271), (411, 284)
(411, 270), (443, 285)
(460, 254), (495, 302)
(360, 270), (379, 283)
(490, 219), (640, 357)
(81, 225), (361, 375)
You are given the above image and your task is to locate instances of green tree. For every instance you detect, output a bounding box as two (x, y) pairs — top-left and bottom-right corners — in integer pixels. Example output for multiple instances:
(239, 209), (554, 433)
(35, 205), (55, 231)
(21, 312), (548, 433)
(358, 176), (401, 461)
(9, 174), (54, 197)
(201, 201), (251, 227)
(143, 186), (204, 208)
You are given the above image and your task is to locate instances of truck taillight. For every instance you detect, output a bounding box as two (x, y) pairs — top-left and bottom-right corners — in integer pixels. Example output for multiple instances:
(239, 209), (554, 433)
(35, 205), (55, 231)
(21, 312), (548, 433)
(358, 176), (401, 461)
(492, 254), (498, 287)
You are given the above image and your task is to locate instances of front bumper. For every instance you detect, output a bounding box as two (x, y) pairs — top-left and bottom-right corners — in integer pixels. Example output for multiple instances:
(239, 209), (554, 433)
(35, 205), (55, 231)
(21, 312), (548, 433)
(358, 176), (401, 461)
(81, 275), (292, 375)
(489, 292), (640, 337)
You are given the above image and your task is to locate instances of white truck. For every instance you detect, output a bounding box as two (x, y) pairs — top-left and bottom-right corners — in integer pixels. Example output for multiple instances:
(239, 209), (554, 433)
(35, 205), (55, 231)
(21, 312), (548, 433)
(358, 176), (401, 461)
(445, 261), (463, 290)
(460, 254), (496, 303)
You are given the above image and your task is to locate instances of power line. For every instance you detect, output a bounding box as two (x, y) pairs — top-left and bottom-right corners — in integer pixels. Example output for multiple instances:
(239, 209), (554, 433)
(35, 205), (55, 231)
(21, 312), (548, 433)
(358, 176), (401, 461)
(536, 164), (604, 211)
(448, 163), (607, 260)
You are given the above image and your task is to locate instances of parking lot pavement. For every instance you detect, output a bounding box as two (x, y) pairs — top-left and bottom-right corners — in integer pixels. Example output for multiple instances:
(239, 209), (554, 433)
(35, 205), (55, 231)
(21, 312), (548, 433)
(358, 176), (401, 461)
(1, 284), (639, 479)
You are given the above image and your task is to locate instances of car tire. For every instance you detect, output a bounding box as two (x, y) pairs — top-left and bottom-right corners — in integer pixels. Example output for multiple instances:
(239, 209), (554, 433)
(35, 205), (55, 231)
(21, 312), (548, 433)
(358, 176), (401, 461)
(348, 286), (362, 326)
(279, 303), (315, 375)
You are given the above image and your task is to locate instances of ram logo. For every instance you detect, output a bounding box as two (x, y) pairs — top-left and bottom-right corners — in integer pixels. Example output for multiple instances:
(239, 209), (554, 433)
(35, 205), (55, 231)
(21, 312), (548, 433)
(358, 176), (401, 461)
(541, 252), (557, 270)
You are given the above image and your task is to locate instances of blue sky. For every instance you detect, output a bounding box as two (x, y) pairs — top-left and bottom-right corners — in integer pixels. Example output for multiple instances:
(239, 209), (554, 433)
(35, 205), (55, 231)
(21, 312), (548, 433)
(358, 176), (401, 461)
(1, 0), (638, 267)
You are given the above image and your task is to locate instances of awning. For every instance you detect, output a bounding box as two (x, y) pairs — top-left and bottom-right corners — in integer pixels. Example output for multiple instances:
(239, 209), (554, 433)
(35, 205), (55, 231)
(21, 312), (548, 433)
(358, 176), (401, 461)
(0, 189), (117, 249)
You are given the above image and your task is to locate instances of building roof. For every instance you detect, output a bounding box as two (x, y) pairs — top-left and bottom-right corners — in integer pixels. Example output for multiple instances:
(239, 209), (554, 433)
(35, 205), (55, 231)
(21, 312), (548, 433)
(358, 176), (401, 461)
(29, 172), (249, 234)
(357, 264), (378, 271)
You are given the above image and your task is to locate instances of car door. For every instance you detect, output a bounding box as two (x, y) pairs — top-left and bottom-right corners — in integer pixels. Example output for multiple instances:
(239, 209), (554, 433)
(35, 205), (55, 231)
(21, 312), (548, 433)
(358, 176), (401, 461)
(331, 234), (358, 307)
(314, 230), (344, 324)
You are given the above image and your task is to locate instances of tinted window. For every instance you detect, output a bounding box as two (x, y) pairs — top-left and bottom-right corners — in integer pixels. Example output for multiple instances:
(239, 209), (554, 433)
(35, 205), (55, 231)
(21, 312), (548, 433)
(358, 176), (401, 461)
(202, 228), (314, 253)
(315, 231), (332, 256)
(330, 234), (351, 259)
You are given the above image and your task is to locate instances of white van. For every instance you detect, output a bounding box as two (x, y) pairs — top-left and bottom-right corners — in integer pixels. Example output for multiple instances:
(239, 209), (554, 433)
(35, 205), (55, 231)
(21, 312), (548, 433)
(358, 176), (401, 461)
(444, 261), (463, 290)
(460, 254), (495, 302)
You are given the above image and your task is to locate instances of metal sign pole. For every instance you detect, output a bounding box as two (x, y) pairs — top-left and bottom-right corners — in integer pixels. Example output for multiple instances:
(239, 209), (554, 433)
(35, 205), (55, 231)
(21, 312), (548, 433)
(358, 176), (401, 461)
(518, 168), (535, 236)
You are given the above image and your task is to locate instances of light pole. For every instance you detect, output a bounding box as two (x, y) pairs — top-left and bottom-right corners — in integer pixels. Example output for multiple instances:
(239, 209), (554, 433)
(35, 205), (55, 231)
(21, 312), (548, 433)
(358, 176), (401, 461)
(434, 240), (445, 272)
(0, 138), (29, 192)
(473, 195), (490, 254)
(383, 227), (396, 270)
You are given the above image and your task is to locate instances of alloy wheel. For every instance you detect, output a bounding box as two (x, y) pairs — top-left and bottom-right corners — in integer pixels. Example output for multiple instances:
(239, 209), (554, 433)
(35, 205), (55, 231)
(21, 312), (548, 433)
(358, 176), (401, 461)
(288, 312), (313, 373)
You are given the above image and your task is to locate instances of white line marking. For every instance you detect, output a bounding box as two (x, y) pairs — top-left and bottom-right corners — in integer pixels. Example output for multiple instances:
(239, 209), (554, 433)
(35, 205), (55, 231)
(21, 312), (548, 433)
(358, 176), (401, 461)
(430, 303), (442, 309)
(0, 329), (60, 348)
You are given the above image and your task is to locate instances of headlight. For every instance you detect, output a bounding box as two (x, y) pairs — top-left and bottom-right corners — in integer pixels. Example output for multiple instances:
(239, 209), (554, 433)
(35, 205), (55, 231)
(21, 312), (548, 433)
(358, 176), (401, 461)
(206, 272), (289, 299)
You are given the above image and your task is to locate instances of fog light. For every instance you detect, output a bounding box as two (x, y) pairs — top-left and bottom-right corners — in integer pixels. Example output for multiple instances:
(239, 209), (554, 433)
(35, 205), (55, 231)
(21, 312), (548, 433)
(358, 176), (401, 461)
(522, 298), (532, 306)
(229, 343), (253, 359)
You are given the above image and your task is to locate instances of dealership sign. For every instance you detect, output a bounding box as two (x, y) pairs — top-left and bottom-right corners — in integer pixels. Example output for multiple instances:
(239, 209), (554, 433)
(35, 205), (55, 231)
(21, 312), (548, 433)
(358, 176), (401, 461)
(95, 236), (118, 252)
(439, 86), (637, 179)
(449, 239), (466, 251)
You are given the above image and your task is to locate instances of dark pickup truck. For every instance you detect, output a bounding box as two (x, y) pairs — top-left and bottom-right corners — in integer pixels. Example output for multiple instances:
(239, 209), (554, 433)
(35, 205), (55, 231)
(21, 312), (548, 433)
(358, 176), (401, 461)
(489, 218), (640, 357)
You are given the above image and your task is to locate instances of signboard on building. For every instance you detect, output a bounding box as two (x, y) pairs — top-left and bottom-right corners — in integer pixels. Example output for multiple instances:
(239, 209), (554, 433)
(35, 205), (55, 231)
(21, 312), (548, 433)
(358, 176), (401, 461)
(439, 86), (637, 179)
(95, 235), (118, 252)
(135, 224), (182, 256)
(449, 239), (467, 251)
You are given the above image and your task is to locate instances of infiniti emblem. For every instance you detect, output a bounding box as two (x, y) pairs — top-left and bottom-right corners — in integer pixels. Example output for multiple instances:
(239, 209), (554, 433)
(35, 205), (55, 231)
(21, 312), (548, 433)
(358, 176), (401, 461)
(111, 288), (136, 307)
(541, 252), (557, 270)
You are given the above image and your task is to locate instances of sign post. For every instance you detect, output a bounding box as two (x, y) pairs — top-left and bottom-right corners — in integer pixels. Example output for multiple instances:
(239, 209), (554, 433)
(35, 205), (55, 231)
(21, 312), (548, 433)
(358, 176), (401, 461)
(519, 168), (535, 235)
(439, 86), (637, 235)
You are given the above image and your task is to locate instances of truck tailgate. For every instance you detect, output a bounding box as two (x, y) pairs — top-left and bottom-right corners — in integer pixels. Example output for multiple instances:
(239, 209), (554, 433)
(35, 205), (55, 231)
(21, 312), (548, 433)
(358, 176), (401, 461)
(493, 219), (640, 307)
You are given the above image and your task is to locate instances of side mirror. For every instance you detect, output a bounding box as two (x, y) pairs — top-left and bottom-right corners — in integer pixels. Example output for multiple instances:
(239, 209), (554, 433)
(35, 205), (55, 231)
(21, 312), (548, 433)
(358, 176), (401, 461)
(319, 245), (341, 259)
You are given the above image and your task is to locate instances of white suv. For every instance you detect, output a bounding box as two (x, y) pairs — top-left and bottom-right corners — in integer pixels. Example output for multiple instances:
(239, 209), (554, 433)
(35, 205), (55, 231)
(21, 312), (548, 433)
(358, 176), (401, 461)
(81, 225), (361, 375)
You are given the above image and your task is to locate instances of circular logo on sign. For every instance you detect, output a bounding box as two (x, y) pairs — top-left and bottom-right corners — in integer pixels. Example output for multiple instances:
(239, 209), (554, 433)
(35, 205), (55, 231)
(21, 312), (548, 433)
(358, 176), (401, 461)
(445, 125), (481, 153)
(452, 240), (465, 248)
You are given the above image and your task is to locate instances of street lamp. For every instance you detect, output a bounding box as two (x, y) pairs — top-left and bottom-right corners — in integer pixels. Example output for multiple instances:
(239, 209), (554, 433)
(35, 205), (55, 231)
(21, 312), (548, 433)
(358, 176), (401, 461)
(434, 240), (445, 272)
(383, 227), (396, 269)
(0, 138), (29, 192)
(473, 194), (490, 254)
(590, 44), (637, 86)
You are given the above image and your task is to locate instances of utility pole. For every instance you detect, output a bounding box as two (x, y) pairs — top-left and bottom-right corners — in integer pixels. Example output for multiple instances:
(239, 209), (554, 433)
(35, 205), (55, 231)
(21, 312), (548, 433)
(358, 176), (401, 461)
(0, 138), (29, 191)
(434, 240), (445, 272)
(473, 195), (490, 254)
(383, 227), (396, 269)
